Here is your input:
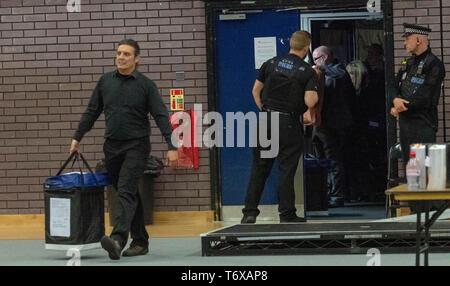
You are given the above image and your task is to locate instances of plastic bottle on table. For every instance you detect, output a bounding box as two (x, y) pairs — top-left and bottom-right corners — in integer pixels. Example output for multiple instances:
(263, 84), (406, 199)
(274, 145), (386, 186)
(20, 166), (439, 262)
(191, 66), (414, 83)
(406, 151), (421, 191)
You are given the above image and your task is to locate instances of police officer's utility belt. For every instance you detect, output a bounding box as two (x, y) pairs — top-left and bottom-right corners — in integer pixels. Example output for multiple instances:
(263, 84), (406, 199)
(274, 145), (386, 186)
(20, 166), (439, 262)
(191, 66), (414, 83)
(263, 106), (295, 116)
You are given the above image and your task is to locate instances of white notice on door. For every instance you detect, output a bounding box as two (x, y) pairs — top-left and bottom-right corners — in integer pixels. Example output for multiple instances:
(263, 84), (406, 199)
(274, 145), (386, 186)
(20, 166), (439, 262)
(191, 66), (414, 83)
(50, 198), (71, 237)
(254, 37), (277, 69)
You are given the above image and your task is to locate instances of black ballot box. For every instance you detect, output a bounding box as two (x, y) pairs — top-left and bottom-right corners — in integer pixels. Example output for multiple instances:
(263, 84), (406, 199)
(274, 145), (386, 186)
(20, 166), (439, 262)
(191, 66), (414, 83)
(44, 153), (108, 250)
(44, 186), (105, 250)
(303, 155), (330, 216)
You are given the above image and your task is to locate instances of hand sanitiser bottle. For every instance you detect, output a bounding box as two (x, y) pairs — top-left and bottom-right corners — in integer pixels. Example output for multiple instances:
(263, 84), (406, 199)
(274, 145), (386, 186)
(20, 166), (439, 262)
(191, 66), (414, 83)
(406, 151), (421, 191)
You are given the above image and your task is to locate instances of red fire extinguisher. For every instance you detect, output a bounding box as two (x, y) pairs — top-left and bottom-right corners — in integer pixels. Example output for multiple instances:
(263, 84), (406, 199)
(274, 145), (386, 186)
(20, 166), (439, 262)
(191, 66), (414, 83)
(170, 110), (199, 169)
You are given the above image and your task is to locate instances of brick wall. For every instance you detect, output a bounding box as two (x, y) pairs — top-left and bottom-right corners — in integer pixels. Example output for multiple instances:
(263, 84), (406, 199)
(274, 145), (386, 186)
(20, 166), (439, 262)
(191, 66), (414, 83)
(392, 0), (450, 145)
(0, 0), (210, 214)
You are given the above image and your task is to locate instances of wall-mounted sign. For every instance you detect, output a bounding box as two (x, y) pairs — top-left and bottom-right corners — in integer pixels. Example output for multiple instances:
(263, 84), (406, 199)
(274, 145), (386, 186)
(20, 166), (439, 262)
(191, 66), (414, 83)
(170, 88), (184, 111)
(254, 36), (277, 69)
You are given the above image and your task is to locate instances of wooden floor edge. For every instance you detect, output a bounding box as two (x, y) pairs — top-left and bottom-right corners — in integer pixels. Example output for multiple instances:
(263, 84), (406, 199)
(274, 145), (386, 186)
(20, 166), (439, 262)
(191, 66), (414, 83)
(0, 210), (217, 225)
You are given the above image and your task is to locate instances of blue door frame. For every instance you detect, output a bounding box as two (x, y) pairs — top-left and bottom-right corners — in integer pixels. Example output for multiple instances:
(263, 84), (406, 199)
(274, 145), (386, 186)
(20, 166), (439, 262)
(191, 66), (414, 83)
(215, 9), (301, 208)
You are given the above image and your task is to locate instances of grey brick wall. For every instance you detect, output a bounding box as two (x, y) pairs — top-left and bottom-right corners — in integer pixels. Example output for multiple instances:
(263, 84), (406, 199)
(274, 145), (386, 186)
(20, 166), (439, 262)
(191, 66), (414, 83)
(0, 0), (210, 214)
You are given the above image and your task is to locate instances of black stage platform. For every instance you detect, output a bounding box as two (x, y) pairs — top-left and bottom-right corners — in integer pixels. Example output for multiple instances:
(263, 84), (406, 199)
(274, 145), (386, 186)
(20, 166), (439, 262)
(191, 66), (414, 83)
(201, 222), (450, 256)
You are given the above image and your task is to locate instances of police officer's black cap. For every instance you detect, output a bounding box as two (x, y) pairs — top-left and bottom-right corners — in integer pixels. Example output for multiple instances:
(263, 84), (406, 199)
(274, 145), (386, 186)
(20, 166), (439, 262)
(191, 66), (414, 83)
(402, 23), (431, 37)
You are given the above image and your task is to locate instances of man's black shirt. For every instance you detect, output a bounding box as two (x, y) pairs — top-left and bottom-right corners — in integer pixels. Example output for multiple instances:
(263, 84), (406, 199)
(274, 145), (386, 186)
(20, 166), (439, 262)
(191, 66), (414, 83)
(258, 53), (318, 114)
(74, 70), (176, 150)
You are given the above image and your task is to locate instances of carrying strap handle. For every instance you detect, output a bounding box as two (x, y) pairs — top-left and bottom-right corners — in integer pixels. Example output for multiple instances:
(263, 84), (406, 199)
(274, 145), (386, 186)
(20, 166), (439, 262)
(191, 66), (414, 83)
(56, 152), (77, 176)
(79, 153), (99, 186)
(56, 152), (99, 186)
(78, 153), (96, 177)
(73, 155), (86, 186)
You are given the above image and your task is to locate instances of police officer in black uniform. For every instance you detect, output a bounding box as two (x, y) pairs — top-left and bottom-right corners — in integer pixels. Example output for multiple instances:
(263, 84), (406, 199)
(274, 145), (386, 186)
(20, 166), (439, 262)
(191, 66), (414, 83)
(241, 31), (319, 224)
(390, 23), (445, 164)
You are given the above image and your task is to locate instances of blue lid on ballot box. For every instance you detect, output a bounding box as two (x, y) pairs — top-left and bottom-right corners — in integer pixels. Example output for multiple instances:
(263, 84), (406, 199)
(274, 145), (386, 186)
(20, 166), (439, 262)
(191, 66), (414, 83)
(44, 171), (110, 190)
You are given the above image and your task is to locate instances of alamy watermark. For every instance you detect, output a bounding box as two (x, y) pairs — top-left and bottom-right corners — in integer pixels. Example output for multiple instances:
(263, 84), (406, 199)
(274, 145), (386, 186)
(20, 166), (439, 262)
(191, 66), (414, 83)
(67, 0), (81, 12)
(170, 104), (280, 158)
(366, 248), (381, 266)
(366, 0), (381, 13)
(66, 248), (81, 266)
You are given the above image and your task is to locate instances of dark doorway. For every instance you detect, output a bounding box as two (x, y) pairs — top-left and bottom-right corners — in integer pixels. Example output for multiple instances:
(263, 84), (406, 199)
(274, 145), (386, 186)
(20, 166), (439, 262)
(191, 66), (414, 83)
(206, 1), (394, 222)
(305, 15), (387, 219)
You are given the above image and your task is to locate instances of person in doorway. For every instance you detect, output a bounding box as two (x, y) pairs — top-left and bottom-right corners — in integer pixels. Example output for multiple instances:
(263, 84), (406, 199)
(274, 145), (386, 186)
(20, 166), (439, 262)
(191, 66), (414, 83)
(69, 39), (178, 260)
(312, 46), (356, 208)
(345, 60), (371, 202)
(365, 43), (385, 76)
(346, 60), (368, 95)
(241, 31), (319, 224)
(363, 44), (386, 147)
(363, 43), (388, 202)
(390, 23), (445, 164)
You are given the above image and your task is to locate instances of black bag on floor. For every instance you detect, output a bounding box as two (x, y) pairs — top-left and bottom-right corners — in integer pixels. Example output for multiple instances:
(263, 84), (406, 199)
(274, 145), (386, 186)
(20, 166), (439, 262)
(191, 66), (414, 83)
(44, 153), (109, 250)
(303, 154), (330, 215)
(144, 155), (164, 177)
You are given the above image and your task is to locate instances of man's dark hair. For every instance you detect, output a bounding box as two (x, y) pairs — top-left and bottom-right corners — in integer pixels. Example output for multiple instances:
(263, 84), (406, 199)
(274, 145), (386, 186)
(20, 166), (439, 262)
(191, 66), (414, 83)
(118, 39), (140, 57)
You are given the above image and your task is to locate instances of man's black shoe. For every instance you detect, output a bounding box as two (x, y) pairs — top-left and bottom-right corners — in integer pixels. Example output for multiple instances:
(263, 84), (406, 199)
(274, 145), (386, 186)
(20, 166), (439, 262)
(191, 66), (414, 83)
(122, 244), (149, 257)
(100, 236), (122, 260)
(241, 215), (256, 224)
(280, 216), (307, 223)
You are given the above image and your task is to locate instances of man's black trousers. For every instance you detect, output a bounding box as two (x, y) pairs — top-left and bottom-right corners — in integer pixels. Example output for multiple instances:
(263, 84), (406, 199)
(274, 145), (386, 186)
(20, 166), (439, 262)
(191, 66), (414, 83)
(399, 117), (436, 164)
(242, 112), (303, 219)
(103, 137), (150, 249)
(313, 126), (348, 199)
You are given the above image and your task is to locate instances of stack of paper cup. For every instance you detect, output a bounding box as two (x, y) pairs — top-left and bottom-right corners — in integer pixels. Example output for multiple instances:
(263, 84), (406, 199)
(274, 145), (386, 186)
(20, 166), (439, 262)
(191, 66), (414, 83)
(410, 144), (426, 189)
(427, 144), (447, 190)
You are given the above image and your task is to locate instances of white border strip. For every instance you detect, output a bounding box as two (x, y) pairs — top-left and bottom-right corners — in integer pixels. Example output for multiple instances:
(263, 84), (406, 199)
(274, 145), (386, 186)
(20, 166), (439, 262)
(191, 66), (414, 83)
(45, 242), (100, 251)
